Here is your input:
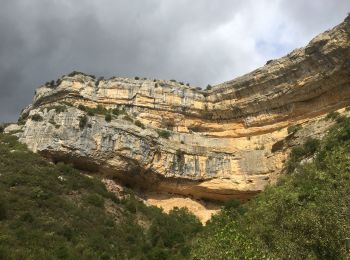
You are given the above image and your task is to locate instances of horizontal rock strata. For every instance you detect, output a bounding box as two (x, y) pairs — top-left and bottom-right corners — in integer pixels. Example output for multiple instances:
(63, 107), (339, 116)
(12, 15), (350, 202)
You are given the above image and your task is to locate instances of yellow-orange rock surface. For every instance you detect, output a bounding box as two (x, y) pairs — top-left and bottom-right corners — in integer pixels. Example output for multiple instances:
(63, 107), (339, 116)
(9, 15), (350, 213)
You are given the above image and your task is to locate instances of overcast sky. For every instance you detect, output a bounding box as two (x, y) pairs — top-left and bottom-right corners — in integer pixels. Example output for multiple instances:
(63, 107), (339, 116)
(0, 0), (349, 122)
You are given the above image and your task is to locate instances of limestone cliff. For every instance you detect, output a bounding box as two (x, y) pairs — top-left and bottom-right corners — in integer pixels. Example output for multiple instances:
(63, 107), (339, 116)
(8, 15), (350, 207)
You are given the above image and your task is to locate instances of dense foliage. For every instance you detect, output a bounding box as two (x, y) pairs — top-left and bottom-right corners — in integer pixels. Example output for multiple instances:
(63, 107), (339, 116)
(192, 116), (350, 259)
(4, 111), (350, 259)
(0, 134), (202, 259)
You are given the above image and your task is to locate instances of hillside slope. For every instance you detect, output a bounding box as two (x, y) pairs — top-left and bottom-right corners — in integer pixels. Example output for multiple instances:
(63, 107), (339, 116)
(192, 113), (350, 259)
(0, 133), (202, 259)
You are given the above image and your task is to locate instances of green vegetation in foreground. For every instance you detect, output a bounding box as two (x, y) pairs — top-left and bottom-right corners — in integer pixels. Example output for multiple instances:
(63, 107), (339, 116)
(0, 134), (202, 259)
(192, 116), (350, 259)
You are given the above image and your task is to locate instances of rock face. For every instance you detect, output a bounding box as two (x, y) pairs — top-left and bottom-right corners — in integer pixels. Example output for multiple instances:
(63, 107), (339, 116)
(12, 15), (350, 203)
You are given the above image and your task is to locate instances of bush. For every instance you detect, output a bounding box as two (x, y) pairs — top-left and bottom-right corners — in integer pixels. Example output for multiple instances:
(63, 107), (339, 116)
(325, 111), (340, 121)
(134, 76), (140, 80)
(303, 137), (320, 155)
(170, 79), (177, 83)
(112, 108), (120, 115)
(105, 114), (112, 122)
(134, 120), (145, 129)
(78, 104), (86, 111)
(284, 137), (320, 174)
(79, 115), (88, 129)
(0, 125), (4, 133)
(31, 114), (43, 122)
(287, 124), (302, 134)
(157, 129), (171, 139)
(51, 105), (66, 113)
(223, 199), (241, 211)
(87, 110), (95, 116)
(18, 111), (30, 125)
(123, 115), (133, 122)
(206, 84), (212, 90)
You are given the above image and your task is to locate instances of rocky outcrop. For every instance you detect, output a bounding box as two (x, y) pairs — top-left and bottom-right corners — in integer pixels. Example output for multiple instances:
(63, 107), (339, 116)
(11, 15), (350, 204)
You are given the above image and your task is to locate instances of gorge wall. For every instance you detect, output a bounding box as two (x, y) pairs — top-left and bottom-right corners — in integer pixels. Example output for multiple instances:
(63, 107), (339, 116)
(6, 15), (350, 217)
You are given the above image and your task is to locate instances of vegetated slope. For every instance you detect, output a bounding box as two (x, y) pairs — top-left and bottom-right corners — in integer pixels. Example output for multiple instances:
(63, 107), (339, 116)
(192, 113), (350, 259)
(0, 134), (202, 259)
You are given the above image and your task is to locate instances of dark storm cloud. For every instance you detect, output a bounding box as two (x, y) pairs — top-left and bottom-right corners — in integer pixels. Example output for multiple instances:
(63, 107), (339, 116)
(0, 0), (349, 122)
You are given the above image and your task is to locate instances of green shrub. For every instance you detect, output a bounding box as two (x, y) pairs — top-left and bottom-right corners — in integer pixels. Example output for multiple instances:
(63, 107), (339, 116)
(112, 108), (120, 115)
(223, 199), (241, 211)
(336, 115), (347, 124)
(87, 110), (95, 116)
(157, 129), (171, 139)
(52, 105), (66, 113)
(134, 120), (145, 129)
(0, 125), (4, 134)
(31, 114), (43, 122)
(105, 114), (112, 122)
(123, 115), (133, 122)
(78, 104), (86, 111)
(170, 79), (177, 83)
(206, 84), (212, 90)
(79, 115), (88, 129)
(303, 137), (320, 155)
(134, 76), (140, 80)
(18, 111), (30, 125)
(325, 111), (340, 121)
(287, 124), (302, 134)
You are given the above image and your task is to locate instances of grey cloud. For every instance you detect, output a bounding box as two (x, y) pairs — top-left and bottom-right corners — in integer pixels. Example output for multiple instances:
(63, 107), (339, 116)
(0, 0), (349, 122)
